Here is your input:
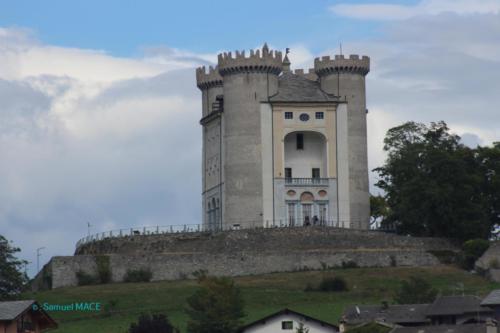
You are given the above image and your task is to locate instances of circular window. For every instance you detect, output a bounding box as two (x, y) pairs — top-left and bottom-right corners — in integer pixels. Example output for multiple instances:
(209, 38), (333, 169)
(299, 113), (310, 122)
(287, 190), (296, 197)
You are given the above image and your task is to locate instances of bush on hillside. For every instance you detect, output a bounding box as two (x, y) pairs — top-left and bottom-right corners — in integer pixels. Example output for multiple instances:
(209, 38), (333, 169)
(128, 313), (178, 333)
(461, 239), (490, 270)
(76, 270), (99, 286)
(124, 269), (153, 283)
(394, 276), (437, 304)
(319, 276), (348, 292)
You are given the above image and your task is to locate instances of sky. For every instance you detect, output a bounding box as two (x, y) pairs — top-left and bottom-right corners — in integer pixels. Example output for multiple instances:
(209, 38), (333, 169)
(1, 0), (500, 277)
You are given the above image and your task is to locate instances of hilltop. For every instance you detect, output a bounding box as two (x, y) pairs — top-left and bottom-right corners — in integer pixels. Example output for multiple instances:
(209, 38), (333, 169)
(24, 265), (500, 333)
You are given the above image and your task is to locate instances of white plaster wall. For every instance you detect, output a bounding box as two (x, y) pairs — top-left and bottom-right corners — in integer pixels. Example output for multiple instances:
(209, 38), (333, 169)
(284, 132), (327, 178)
(242, 313), (337, 333)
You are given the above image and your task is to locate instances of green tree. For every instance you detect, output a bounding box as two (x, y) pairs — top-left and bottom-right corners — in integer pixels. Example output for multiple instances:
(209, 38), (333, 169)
(370, 195), (389, 227)
(186, 276), (245, 333)
(0, 235), (28, 300)
(128, 313), (178, 333)
(394, 276), (437, 304)
(375, 121), (497, 241)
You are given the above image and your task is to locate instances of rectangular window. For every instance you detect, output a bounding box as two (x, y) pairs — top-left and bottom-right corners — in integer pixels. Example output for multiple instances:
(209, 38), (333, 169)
(285, 168), (292, 179)
(296, 133), (304, 150)
(284, 112), (293, 119)
(312, 168), (320, 178)
(315, 112), (324, 119)
(282, 321), (293, 330)
(288, 203), (296, 226)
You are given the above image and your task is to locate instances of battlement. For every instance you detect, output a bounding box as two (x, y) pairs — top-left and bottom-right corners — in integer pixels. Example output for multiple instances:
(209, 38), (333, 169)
(314, 54), (370, 76)
(196, 65), (223, 89)
(293, 68), (318, 81)
(217, 44), (283, 76)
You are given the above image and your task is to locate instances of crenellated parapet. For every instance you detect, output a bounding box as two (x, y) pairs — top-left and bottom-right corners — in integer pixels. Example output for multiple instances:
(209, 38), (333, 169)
(314, 54), (370, 76)
(293, 68), (318, 81)
(217, 44), (283, 76)
(196, 65), (223, 90)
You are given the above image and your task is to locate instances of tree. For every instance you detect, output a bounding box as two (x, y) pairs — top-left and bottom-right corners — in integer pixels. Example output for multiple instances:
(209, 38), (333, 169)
(394, 277), (437, 304)
(375, 121), (498, 241)
(186, 276), (245, 333)
(0, 235), (28, 300)
(370, 195), (389, 227)
(128, 313), (178, 333)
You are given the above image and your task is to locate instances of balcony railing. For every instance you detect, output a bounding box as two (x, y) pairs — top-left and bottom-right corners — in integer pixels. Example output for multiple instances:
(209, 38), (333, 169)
(285, 177), (329, 186)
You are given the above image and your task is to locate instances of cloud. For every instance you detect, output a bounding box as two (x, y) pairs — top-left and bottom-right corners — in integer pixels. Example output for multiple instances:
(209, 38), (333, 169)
(330, 0), (500, 20)
(0, 27), (210, 276)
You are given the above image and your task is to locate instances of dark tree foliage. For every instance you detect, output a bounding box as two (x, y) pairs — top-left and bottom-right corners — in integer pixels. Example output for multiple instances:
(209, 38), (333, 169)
(394, 276), (437, 304)
(0, 235), (28, 300)
(186, 276), (245, 333)
(370, 195), (389, 226)
(128, 313), (178, 333)
(375, 121), (500, 241)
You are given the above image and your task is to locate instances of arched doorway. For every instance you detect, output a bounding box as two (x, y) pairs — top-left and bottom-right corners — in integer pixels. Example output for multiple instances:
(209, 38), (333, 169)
(300, 192), (314, 226)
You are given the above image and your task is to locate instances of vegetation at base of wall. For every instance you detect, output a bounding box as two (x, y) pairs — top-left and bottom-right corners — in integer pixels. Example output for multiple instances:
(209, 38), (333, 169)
(461, 239), (490, 270)
(22, 266), (500, 333)
(489, 258), (500, 269)
(128, 313), (179, 333)
(394, 276), (437, 304)
(42, 269), (53, 290)
(427, 250), (461, 265)
(374, 122), (500, 242)
(123, 269), (153, 283)
(75, 270), (99, 286)
(95, 255), (111, 284)
(341, 260), (359, 269)
(304, 276), (349, 292)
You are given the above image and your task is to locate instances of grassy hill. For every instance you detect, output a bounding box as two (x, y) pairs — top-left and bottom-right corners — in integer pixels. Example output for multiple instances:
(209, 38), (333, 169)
(23, 265), (500, 333)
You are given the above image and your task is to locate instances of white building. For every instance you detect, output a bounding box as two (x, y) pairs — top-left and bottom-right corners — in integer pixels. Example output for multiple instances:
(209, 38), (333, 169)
(197, 44), (370, 230)
(240, 308), (338, 333)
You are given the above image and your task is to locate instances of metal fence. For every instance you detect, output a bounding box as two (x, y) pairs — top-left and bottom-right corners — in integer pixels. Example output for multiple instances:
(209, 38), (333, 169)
(75, 220), (396, 249)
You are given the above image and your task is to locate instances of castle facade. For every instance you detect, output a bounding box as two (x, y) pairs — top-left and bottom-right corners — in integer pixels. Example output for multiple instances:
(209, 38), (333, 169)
(196, 44), (370, 230)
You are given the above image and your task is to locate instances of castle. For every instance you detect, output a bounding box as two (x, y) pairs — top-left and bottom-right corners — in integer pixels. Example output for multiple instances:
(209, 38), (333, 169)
(196, 44), (371, 231)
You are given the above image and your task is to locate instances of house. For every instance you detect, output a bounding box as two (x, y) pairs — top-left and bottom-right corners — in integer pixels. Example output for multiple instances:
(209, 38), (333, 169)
(389, 321), (498, 333)
(343, 295), (494, 328)
(0, 300), (57, 333)
(239, 308), (338, 333)
(481, 290), (500, 321)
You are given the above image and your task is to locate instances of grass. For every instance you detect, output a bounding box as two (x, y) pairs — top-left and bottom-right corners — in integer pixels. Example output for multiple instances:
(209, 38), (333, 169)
(23, 265), (500, 333)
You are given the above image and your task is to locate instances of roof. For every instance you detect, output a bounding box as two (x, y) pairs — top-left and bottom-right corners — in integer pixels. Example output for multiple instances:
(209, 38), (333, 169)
(239, 308), (338, 332)
(269, 72), (338, 103)
(0, 300), (58, 330)
(0, 300), (35, 320)
(343, 304), (430, 325)
(390, 324), (488, 333)
(481, 290), (500, 306)
(426, 296), (492, 316)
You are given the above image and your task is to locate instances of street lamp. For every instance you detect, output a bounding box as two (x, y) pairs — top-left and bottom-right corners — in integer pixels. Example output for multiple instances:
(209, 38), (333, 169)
(36, 247), (45, 273)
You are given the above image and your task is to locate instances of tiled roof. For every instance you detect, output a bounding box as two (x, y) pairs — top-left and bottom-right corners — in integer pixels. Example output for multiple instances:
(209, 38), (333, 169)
(269, 72), (338, 103)
(0, 300), (35, 321)
(390, 324), (488, 333)
(481, 290), (500, 306)
(343, 304), (430, 325)
(426, 296), (492, 316)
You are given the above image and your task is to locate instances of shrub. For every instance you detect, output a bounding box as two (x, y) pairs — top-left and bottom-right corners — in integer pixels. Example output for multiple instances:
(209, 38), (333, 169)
(341, 260), (359, 269)
(95, 255), (111, 283)
(462, 239), (490, 270)
(390, 256), (397, 267)
(394, 276), (437, 304)
(489, 258), (500, 269)
(124, 269), (153, 283)
(76, 270), (98, 286)
(318, 276), (348, 292)
(128, 313), (178, 333)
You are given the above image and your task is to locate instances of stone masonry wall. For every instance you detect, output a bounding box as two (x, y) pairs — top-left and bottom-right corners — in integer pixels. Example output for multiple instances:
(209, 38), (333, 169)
(34, 227), (458, 290)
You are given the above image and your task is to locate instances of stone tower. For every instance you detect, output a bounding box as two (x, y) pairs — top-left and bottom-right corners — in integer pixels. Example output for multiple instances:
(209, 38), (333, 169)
(197, 45), (370, 231)
(315, 55), (370, 228)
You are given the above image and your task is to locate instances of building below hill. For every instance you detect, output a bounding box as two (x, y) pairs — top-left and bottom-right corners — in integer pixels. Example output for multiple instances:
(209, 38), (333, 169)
(0, 300), (57, 333)
(197, 44), (370, 231)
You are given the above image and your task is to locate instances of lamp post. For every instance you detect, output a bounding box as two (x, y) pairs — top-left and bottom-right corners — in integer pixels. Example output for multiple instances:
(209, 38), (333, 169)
(36, 247), (45, 273)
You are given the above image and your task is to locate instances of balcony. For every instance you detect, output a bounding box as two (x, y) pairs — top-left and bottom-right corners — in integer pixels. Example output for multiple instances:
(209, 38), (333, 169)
(285, 178), (329, 186)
